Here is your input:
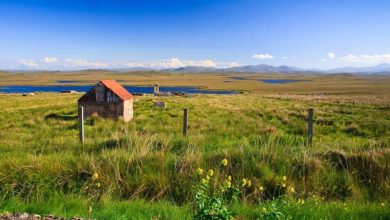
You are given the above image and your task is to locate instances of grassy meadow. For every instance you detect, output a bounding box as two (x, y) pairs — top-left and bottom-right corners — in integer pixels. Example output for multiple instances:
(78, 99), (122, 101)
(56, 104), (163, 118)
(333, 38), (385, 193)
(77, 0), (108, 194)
(0, 87), (389, 219)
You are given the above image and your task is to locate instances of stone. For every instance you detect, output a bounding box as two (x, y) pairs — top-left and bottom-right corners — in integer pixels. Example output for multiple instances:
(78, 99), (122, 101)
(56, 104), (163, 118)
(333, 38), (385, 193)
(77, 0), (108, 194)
(154, 101), (166, 108)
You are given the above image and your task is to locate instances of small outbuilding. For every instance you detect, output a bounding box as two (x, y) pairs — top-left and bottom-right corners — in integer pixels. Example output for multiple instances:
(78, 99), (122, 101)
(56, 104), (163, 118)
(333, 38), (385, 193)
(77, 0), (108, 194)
(78, 80), (133, 122)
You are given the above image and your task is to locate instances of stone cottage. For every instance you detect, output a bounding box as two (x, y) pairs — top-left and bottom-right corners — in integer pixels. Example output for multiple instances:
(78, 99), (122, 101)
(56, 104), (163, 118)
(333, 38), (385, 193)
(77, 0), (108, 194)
(78, 80), (133, 122)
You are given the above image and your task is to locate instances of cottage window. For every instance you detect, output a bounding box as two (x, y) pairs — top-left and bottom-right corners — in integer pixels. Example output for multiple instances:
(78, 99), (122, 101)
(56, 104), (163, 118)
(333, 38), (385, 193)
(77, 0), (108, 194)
(106, 90), (112, 102)
(105, 90), (120, 102)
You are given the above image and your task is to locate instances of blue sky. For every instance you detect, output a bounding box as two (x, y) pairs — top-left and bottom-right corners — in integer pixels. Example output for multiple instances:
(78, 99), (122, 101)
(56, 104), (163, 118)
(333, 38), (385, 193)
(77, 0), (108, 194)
(1, 0), (390, 70)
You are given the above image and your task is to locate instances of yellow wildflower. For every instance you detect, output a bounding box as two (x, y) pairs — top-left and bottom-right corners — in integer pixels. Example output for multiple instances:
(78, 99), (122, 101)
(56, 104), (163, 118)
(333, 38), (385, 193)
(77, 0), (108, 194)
(96, 182), (101, 187)
(92, 172), (99, 181)
(288, 186), (295, 193)
(221, 159), (228, 166)
(382, 202), (385, 207)
(241, 178), (247, 187)
(282, 183), (286, 188)
(282, 176), (287, 181)
(201, 178), (208, 184)
(196, 168), (204, 175)
(208, 169), (214, 177)
(247, 180), (252, 187)
(259, 186), (264, 191)
(262, 207), (267, 213)
(227, 175), (232, 181)
(225, 180), (232, 188)
(206, 175), (210, 180)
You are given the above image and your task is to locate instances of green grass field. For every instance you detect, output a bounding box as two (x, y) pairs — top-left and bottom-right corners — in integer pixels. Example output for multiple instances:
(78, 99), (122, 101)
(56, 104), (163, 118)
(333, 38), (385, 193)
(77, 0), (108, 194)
(0, 90), (389, 219)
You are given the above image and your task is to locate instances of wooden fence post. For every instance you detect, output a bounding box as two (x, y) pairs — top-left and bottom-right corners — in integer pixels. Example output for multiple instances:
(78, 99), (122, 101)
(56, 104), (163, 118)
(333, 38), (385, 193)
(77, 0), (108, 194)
(79, 106), (84, 143)
(183, 108), (188, 136)
(308, 108), (313, 146)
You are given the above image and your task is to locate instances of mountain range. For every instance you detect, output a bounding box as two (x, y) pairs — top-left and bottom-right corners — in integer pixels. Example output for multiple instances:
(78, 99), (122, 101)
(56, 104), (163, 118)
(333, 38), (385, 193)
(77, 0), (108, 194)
(2, 63), (390, 74)
(113, 63), (390, 74)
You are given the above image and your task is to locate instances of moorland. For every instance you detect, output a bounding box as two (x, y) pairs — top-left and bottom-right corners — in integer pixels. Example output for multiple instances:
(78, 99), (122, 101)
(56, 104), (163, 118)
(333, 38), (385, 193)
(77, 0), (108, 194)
(0, 71), (389, 219)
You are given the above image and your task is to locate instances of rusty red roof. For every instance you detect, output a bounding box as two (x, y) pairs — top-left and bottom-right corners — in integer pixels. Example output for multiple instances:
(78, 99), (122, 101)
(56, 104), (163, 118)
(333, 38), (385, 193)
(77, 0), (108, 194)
(100, 80), (133, 101)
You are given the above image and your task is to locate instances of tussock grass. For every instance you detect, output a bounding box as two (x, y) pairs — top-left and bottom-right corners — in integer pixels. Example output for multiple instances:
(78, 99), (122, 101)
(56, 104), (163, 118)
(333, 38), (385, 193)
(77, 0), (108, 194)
(0, 93), (389, 218)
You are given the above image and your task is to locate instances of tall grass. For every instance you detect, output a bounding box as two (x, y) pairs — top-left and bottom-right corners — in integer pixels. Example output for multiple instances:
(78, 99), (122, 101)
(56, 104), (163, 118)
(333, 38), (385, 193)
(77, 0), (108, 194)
(0, 93), (389, 218)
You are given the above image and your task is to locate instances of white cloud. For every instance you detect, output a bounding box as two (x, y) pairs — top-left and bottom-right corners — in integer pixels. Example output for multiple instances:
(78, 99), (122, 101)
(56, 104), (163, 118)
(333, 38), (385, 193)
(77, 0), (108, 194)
(43, 56), (58, 63)
(327, 52), (336, 59)
(157, 57), (217, 68)
(223, 61), (240, 68)
(338, 54), (390, 63)
(126, 58), (217, 69)
(157, 57), (184, 68)
(252, 54), (274, 59)
(14, 57), (235, 70)
(186, 59), (217, 67)
(124, 62), (147, 68)
(19, 59), (39, 68)
(64, 59), (108, 68)
(282, 56), (288, 60)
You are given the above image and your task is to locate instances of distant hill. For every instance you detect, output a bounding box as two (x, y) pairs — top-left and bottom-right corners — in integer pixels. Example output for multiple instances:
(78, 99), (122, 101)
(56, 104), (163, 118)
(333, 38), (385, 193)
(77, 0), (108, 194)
(3, 63), (390, 74)
(161, 66), (219, 73)
(112, 67), (155, 72)
(156, 64), (305, 73)
(163, 63), (390, 74)
(146, 63), (390, 74)
(222, 64), (303, 73)
(326, 63), (390, 74)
